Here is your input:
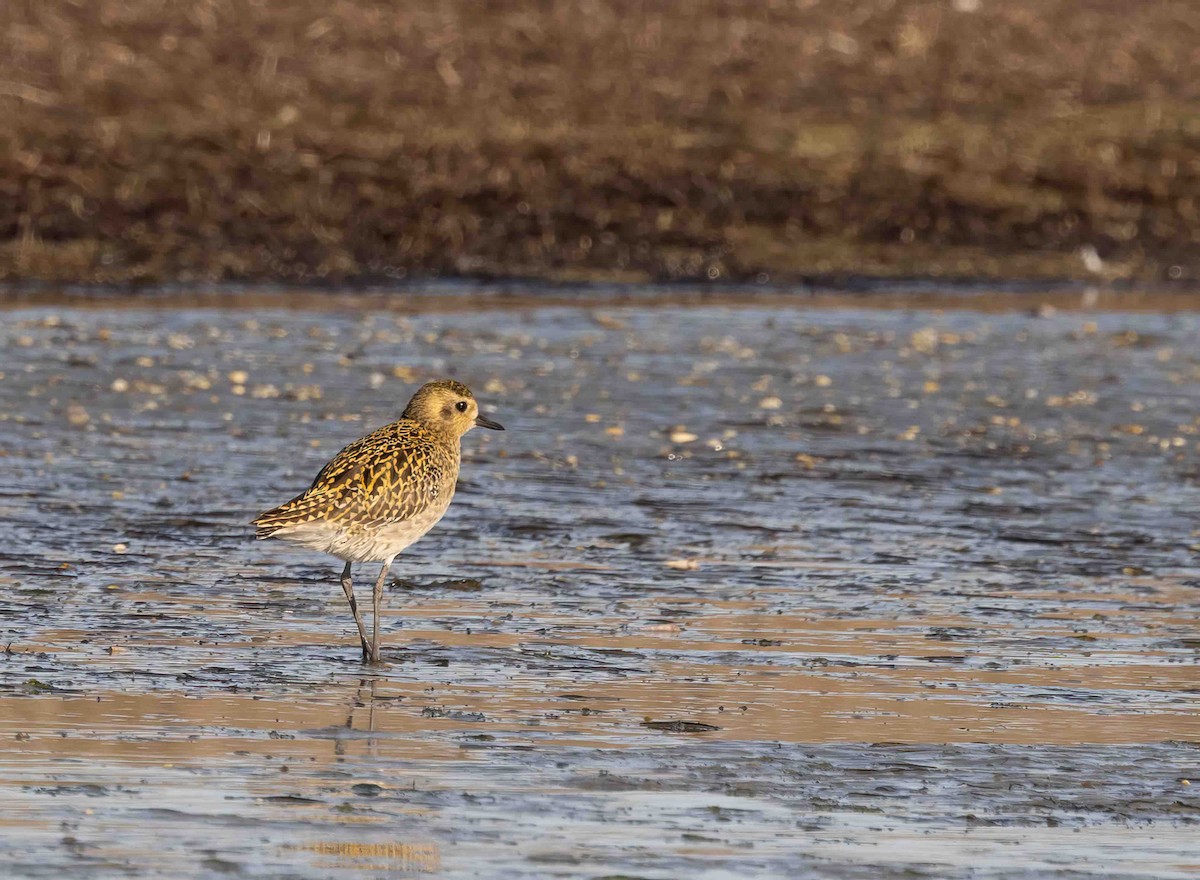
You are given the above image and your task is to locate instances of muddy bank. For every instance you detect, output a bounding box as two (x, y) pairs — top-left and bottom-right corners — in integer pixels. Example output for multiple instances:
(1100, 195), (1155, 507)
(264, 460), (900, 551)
(3, 1), (1200, 285)
(0, 294), (1198, 877)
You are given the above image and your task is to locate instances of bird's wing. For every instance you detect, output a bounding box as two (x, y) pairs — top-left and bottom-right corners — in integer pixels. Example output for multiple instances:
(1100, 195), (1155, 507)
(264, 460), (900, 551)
(253, 422), (447, 534)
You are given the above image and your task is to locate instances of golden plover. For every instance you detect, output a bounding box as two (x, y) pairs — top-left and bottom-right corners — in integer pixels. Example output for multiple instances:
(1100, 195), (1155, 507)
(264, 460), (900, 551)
(253, 379), (504, 663)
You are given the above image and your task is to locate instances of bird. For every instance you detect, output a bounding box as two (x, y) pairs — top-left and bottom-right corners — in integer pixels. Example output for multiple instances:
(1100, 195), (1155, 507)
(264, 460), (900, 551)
(252, 379), (504, 663)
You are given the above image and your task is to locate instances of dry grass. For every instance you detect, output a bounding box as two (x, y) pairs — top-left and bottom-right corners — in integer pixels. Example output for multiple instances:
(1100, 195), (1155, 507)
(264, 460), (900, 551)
(2, 0), (1199, 285)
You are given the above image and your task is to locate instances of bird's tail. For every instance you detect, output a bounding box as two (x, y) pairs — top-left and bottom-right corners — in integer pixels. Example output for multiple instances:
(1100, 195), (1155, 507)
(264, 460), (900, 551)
(251, 492), (323, 539)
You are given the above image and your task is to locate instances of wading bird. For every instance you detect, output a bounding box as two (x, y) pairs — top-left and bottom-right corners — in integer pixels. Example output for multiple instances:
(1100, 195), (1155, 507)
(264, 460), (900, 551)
(253, 379), (504, 663)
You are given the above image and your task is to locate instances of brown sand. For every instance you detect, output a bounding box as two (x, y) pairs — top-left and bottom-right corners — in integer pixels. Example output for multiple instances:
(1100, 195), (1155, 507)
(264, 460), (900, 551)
(3, 0), (1199, 286)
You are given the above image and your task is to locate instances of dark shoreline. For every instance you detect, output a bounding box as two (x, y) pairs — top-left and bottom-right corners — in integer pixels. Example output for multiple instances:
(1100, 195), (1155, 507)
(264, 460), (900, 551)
(4, 1), (1198, 287)
(2, 277), (1200, 314)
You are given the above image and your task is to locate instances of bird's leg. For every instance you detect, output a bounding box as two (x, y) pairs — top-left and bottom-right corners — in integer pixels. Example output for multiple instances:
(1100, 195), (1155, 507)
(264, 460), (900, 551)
(339, 561), (371, 662)
(370, 561), (391, 664)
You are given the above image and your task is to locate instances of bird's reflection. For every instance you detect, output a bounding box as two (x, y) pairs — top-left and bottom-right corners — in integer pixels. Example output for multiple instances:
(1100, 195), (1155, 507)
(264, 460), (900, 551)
(335, 677), (380, 757)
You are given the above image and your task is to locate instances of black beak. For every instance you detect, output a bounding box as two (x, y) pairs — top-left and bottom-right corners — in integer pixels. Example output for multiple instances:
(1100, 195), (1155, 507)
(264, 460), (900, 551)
(475, 414), (505, 431)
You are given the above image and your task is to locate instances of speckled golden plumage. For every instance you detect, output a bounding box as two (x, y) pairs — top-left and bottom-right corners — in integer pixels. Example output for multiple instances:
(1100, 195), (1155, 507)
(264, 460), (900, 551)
(252, 379), (504, 663)
(253, 418), (458, 541)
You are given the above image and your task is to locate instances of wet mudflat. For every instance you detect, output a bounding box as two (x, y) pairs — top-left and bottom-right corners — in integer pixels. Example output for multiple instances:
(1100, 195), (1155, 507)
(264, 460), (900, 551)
(0, 289), (1198, 879)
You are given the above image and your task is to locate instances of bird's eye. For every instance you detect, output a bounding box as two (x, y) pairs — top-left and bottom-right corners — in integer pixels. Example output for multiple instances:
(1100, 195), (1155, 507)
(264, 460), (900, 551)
(455, 400), (469, 412)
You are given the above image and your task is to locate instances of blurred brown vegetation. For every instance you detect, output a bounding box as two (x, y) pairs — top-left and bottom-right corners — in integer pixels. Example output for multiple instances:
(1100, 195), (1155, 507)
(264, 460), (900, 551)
(2, 0), (1199, 285)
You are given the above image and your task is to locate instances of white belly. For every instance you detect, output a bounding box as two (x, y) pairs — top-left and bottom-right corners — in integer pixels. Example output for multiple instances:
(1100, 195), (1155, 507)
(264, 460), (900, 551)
(270, 497), (453, 564)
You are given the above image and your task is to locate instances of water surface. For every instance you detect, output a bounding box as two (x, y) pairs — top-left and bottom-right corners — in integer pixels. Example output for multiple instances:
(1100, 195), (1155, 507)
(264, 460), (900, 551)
(1, 290), (1198, 878)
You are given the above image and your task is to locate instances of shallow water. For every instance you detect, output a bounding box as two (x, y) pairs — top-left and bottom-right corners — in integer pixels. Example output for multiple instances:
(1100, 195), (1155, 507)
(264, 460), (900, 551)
(1, 291), (1198, 878)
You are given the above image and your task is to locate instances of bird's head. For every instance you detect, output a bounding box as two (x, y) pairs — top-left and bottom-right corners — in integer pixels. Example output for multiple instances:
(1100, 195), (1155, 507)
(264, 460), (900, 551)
(403, 379), (504, 437)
